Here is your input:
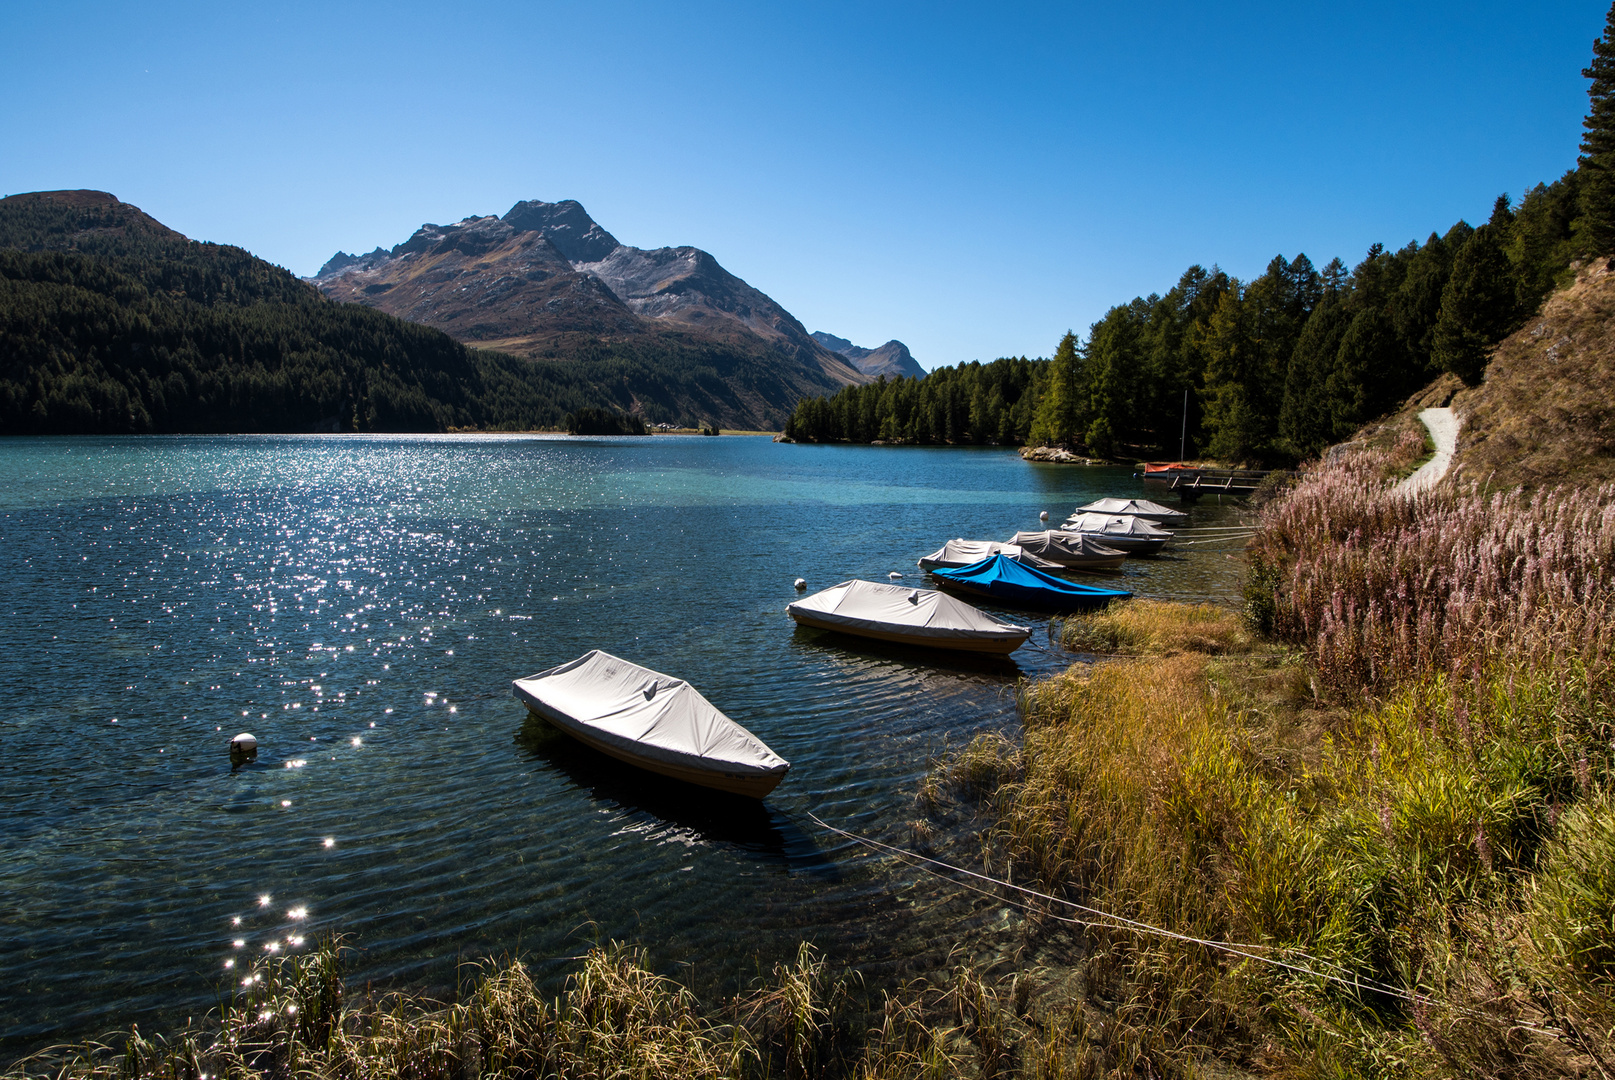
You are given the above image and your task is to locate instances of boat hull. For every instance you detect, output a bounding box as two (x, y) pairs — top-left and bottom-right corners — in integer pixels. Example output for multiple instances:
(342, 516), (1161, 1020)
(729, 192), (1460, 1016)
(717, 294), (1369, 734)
(787, 607), (1028, 654)
(1057, 531), (1166, 555)
(524, 705), (788, 798)
(931, 578), (1122, 613)
(1031, 551), (1127, 571)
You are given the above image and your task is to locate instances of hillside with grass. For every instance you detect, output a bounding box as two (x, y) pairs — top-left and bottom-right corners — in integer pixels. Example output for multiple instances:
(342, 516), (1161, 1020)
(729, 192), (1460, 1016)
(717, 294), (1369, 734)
(1446, 258), (1615, 490)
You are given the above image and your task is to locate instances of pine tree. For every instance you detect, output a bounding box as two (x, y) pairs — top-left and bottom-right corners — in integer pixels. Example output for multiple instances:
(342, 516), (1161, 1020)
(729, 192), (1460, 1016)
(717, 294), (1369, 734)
(1026, 331), (1085, 447)
(1200, 286), (1265, 462)
(1509, 171), (1581, 306)
(1431, 221), (1521, 383)
(1278, 290), (1350, 458)
(1578, 1), (1615, 254)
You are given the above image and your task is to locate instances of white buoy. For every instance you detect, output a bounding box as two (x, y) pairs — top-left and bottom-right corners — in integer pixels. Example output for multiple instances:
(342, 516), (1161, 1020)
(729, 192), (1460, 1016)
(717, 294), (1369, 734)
(1039, 510), (1049, 521)
(888, 571), (903, 579)
(230, 732), (258, 761)
(794, 577), (807, 590)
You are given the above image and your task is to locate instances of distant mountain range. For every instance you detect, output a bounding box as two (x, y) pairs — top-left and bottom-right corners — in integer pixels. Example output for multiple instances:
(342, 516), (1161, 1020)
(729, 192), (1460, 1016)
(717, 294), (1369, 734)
(809, 332), (925, 379)
(0, 191), (926, 433)
(313, 199), (926, 426)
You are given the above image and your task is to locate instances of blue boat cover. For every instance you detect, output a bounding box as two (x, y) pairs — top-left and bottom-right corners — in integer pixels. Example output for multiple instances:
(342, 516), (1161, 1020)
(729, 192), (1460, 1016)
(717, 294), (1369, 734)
(929, 554), (1132, 611)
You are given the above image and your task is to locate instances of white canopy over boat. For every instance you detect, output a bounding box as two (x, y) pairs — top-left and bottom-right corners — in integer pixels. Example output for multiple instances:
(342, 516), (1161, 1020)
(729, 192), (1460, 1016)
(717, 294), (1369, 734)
(788, 579), (1032, 654)
(512, 650), (789, 798)
(1005, 530), (1129, 570)
(1072, 498), (1189, 526)
(918, 538), (1062, 571)
(1059, 513), (1173, 553)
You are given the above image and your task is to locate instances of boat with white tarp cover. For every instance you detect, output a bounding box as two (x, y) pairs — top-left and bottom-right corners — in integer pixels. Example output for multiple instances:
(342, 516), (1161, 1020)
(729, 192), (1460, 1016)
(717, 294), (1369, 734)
(917, 538), (1062, 572)
(1059, 513), (1174, 554)
(787, 579), (1032, 654)
(1072, 497), (1189, 527)
(1004, 530), (1129, 570)
(512, 650), (790, 798)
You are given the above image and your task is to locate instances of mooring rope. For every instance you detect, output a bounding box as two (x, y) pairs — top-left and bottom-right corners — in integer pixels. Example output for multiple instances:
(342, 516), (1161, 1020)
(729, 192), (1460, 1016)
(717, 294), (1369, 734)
(804, 812), (1565, 1036)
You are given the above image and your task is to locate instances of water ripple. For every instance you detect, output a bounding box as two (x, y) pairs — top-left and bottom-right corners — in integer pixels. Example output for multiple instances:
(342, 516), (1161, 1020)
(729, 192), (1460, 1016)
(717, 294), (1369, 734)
(0, 435), (1251, 1055)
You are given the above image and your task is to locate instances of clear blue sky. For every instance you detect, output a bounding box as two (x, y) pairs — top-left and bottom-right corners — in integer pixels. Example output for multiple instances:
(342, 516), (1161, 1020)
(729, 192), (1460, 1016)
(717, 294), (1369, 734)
(1, 1), (1603, 370)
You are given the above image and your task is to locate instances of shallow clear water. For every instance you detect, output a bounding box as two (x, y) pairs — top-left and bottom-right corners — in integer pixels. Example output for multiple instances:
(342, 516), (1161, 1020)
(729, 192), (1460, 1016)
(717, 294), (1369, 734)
(0, 435), (1252, 1055)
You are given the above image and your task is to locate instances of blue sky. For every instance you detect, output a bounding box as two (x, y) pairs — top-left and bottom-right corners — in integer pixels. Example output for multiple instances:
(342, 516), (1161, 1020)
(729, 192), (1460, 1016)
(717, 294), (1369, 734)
(1, 1), (1603, 369)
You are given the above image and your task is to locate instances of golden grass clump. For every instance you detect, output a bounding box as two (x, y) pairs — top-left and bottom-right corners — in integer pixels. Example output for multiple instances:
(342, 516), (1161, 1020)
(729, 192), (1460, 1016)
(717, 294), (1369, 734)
(11, 940), (1077, 1080)
(8, 943), (754, 1080)
(1056, 599), (1253, 656)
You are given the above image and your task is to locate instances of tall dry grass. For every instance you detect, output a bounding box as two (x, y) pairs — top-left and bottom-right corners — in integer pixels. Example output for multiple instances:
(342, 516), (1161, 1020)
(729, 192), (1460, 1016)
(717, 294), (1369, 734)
(1247, 442), (1615, 700)
(929, 596), (1615, 1077)
(8, 940), (1064, 1080)
(1055, 599), (1253, 656)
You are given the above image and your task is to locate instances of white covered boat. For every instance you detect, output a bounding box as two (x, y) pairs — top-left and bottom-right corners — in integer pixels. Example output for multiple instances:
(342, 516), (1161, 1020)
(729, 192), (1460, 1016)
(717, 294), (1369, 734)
(1072, 498), (1189, 527)
(787, 579), (1032, 654)
(1059, 513), (1174, 554)
(918, 538), (1063, 572)
(512, 650), (790, 798)
(1005, 530), (1129, 570)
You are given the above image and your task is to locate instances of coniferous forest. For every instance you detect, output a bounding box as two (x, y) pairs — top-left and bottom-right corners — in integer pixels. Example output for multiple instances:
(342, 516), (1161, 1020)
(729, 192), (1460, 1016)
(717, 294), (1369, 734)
(786, 22), (1615, 465)
(787, 183), (1582, 464)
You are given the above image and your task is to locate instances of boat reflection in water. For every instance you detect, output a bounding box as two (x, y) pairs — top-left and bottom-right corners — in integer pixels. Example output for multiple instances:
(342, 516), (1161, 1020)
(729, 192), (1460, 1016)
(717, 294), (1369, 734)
(788, 622), (1025, 679)
(514, 714), (837, 879)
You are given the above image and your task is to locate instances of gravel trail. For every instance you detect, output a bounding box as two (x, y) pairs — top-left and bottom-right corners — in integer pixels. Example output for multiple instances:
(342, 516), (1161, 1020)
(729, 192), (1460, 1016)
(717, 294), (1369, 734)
(1398, 407), (1458, 493)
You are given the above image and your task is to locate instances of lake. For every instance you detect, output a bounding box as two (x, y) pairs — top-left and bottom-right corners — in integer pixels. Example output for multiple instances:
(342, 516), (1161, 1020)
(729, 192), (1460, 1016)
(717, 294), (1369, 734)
(0, 435), (1253, 1057)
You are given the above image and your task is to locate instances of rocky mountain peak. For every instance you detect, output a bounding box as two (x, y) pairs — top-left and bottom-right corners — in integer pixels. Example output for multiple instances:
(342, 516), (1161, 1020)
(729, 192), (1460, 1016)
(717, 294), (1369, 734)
(501, 199), (620, 263)
(309, 197), (872, 425)
(318, 247), (390, 277)
(811, 332), (924, 379)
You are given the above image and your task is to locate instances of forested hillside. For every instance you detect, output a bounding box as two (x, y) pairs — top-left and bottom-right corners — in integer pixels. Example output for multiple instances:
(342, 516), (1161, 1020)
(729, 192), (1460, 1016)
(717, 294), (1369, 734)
(0, 192), (664, 434)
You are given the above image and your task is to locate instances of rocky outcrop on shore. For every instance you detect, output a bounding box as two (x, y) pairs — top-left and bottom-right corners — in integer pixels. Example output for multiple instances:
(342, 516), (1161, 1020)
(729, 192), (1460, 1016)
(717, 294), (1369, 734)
(1019, 445), (1108, 464)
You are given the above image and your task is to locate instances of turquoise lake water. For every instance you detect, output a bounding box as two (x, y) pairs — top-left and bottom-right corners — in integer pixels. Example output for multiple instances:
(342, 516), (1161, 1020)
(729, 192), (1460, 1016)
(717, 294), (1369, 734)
(0, 435), (1253, 1057)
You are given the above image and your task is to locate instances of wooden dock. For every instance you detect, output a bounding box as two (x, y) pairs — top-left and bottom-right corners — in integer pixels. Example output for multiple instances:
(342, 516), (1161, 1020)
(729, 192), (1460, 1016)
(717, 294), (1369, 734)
(1139, 466), (1291, 500)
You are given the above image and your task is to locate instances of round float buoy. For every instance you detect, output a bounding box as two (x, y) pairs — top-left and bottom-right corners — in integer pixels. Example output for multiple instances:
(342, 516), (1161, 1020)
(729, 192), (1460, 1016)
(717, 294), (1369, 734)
(230, 732), (258, 762)
(794, 577), (807, 590)
(888, 571), (903, 579)
(1039, 510), (1049, 521)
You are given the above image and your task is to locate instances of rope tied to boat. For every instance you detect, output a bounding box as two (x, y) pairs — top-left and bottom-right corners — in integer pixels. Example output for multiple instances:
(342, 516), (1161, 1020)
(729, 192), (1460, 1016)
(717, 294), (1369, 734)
(804, 812), (1567, 1037)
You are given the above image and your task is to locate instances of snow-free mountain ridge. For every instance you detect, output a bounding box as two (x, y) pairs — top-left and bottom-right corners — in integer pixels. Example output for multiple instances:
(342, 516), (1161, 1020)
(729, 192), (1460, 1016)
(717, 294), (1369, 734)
(809, 331), (925, 379)
(314, 200), (878, 423)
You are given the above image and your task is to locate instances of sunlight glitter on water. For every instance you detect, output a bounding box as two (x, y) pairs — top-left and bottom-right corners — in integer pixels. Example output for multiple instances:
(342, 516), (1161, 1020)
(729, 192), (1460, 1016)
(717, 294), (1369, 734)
(0, 434), (1253, 1055)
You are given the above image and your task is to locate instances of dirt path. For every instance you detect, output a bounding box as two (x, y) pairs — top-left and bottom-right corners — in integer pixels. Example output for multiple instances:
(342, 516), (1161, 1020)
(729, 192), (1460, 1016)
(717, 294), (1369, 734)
(1398, 407), (1458, 493)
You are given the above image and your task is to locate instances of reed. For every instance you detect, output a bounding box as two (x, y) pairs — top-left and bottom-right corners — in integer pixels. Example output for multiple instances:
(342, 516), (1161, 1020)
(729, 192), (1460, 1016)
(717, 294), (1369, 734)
(9, 940), (1044, 1080)
(1246, 442), (1615, 701)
